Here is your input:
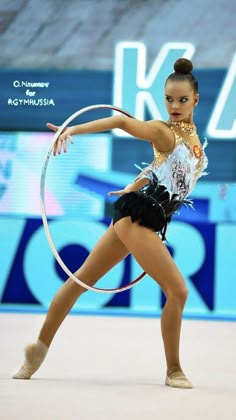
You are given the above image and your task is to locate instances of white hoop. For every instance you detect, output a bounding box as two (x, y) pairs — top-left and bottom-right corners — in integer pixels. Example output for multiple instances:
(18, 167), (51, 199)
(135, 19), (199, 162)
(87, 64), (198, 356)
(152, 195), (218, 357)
(40, 104), (146, 293)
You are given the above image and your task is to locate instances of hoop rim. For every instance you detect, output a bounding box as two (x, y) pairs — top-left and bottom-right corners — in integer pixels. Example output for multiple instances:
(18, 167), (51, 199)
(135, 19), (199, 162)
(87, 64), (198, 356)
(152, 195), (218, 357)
(40, 104), (146, 293)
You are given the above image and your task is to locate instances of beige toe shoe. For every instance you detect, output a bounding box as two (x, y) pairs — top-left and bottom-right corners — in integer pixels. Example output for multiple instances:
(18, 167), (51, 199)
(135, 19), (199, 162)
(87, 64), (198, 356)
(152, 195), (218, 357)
(165, 372), (193, 389)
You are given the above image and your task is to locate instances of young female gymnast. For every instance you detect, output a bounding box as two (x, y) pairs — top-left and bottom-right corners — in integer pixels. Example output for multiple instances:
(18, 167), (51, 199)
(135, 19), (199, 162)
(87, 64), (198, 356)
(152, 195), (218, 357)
(13, 58), (208, 388)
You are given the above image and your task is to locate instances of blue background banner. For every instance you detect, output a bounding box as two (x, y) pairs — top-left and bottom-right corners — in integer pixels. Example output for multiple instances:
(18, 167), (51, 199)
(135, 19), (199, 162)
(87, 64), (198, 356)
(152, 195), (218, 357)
(1, 214), (236, 320)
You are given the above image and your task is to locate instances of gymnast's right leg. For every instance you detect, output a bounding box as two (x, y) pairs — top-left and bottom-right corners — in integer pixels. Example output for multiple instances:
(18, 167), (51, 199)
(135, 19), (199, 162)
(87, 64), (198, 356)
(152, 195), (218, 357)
(12, 224), (129, 379)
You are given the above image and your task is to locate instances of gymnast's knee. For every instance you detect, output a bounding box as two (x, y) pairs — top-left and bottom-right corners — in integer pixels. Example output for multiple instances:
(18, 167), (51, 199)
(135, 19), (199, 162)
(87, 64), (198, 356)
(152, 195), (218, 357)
(167, 285), (189, 308)
(67, 277), (88, 296)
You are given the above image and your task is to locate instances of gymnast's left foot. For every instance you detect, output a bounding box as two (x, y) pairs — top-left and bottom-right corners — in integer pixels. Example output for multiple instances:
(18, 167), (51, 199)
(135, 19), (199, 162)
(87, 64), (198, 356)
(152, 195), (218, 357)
(165, 370), (193, 389)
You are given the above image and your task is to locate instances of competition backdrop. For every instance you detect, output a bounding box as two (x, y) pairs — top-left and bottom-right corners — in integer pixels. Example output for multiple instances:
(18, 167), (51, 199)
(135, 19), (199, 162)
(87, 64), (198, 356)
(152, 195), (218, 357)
(0, 40), (236, 319)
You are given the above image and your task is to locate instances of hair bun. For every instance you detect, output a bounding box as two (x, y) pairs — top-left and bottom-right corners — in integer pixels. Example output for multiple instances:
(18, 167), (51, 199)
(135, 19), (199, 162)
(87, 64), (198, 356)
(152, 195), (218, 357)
(174, 58), (193, 74)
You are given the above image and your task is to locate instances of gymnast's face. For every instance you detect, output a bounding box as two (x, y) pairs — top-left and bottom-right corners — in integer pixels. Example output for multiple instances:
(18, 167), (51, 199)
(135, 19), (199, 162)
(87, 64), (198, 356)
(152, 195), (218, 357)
(164, 80), (199, 123)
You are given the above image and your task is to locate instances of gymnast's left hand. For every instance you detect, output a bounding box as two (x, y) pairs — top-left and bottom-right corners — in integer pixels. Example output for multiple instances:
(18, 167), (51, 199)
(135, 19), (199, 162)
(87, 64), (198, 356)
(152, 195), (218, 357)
(47, 122), (74, 156)
(107, 188), (127, 196)
(108, 184), (135, 196)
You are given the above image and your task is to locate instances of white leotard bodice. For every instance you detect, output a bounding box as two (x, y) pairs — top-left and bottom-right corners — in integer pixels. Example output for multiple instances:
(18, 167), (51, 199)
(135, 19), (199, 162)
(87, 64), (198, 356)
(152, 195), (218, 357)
(140, 122), (208, 199)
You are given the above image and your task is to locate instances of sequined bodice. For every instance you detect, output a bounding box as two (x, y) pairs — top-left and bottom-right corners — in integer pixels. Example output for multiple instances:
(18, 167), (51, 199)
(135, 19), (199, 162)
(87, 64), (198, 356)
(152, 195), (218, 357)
(150, 121), (208, 199)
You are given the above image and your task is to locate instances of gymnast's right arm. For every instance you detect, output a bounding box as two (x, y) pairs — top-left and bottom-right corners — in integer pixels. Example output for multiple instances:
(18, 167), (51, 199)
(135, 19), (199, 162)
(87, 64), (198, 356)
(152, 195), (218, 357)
(47, 115), (174, 156)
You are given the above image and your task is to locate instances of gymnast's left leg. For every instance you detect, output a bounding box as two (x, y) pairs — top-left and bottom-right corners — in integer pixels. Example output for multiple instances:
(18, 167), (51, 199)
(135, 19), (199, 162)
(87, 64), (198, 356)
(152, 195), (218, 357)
(113, 217), (192, 389)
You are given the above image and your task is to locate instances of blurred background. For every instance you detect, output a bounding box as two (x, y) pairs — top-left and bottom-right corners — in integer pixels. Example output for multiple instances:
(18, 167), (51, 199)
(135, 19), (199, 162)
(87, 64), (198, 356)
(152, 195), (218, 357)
(0, 0), (236, 319)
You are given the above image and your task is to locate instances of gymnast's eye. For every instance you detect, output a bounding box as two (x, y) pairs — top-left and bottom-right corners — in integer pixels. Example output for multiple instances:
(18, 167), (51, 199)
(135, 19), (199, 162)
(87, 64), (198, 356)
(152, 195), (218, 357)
(165, 96), (173, 103)
(180, 97), (188, 103)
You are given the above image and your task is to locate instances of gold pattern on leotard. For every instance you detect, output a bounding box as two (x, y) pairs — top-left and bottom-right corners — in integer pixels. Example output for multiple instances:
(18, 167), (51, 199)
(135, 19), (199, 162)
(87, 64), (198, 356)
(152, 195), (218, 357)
(152, 119), (204, 167)
(168, 119), (196, 137)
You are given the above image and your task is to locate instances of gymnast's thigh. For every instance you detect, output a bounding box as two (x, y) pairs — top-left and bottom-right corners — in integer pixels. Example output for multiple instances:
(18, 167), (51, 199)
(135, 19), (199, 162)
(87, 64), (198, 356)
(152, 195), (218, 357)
(74, 223), (129, 285)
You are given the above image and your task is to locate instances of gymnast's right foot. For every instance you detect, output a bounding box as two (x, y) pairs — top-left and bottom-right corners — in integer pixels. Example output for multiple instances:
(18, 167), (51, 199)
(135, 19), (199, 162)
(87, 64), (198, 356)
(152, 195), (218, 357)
(12, 340), (48, 379)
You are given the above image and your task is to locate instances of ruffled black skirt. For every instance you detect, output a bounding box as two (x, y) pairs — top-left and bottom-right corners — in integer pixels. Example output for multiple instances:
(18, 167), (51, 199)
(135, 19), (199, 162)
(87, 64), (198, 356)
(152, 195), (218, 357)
(112, 173), (191, 241)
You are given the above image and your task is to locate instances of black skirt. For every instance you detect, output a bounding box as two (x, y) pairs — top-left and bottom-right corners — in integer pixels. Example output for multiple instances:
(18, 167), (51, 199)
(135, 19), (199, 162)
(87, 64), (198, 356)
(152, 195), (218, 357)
(112, 173), (192, 241)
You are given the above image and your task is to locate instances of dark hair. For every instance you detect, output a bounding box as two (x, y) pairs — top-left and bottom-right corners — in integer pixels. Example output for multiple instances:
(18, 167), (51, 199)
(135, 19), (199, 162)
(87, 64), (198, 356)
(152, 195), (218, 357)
(165, 58), (198, 93)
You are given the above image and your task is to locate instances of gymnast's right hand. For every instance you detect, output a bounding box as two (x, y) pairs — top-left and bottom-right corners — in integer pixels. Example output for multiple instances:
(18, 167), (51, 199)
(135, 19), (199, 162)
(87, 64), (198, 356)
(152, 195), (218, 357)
(47, 122), (74, 156)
